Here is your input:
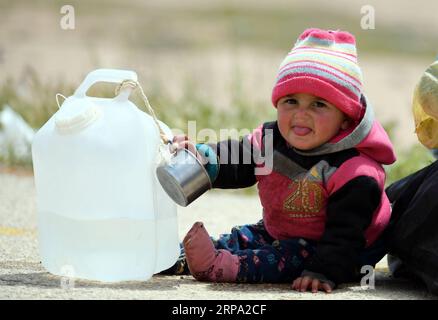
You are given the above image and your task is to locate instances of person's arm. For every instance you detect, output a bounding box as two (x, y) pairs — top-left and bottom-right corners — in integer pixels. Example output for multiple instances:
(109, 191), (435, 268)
(205, 137), (257, 189)
(172, 133), (258, 189)
(297, 175), (381, 290)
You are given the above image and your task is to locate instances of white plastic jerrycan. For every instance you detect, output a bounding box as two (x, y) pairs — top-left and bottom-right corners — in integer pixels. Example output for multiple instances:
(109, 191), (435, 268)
(32, 69), (180, 282)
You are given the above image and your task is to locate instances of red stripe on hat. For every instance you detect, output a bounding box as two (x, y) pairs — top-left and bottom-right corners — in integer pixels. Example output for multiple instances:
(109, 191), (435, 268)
(272, 76), (363, 120)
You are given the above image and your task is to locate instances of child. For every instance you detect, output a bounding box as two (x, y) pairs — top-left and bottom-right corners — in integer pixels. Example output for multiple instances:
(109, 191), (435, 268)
(384, 59), (438, 294)
(164, 28), (396, 293)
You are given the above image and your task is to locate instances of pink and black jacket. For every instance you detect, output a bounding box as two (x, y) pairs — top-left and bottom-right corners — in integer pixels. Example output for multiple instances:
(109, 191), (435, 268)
(207, 96), (396, 286)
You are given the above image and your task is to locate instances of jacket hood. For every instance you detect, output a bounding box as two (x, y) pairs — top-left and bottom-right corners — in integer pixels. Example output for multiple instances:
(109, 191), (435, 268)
(294, 95), (396, 165)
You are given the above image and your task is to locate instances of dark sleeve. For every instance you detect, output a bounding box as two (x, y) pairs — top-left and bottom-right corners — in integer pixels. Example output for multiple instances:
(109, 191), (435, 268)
(208, 138), (257, 189)
(302, 175), (381, 286)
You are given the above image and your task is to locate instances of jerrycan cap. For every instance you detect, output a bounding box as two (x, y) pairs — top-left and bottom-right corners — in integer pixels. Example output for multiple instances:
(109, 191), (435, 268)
(55, 97), (101, 134)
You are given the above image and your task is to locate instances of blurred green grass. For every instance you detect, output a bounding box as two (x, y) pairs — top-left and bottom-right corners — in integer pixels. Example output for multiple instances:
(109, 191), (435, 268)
(0, 69), (435, 191)
(0, 68), (274, 134)
(386, 145), (435, 186)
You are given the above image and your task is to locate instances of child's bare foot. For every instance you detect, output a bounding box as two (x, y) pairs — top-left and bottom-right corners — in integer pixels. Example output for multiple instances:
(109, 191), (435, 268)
(183, 222), (239, 282)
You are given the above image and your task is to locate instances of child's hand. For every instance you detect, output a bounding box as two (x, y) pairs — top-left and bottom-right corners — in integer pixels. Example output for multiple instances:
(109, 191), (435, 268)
(172, 135), (207, 164)
(292, 276), (333, 293)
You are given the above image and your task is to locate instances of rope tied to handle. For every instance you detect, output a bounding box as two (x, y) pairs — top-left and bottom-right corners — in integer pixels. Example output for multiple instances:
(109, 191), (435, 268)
(115, 79), (174, 147)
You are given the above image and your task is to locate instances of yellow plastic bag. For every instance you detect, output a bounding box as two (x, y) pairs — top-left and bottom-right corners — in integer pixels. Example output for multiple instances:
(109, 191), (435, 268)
(413, 60), (438, 149)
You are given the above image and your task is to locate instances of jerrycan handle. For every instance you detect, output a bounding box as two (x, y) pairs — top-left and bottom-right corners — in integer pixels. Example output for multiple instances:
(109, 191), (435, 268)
(74, 69), (138, 99)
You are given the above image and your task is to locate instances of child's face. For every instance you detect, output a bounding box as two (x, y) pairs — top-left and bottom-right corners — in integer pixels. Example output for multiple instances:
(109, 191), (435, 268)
(276, 93), (349, 150)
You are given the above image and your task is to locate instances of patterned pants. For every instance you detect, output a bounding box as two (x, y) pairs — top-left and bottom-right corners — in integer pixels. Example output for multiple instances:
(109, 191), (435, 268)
(160, 220), (317, 283)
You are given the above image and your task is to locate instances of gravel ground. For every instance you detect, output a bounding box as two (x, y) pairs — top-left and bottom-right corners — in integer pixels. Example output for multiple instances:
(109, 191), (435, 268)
(0, 171), (436, 300)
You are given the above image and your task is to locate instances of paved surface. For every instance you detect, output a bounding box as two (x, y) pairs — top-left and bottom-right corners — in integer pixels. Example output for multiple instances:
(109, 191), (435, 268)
(0, 171), (436, 300)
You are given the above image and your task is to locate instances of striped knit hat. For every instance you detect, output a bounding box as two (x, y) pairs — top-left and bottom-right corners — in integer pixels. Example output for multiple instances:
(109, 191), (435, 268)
(271, 28), (364, 121)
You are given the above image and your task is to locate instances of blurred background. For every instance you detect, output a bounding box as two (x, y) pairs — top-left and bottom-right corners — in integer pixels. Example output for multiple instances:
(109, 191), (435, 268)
(1, 0), (437, 184)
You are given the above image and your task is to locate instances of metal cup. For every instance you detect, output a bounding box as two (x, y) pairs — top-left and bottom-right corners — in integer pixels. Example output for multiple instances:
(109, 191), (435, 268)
(156, 148), (212, 207)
